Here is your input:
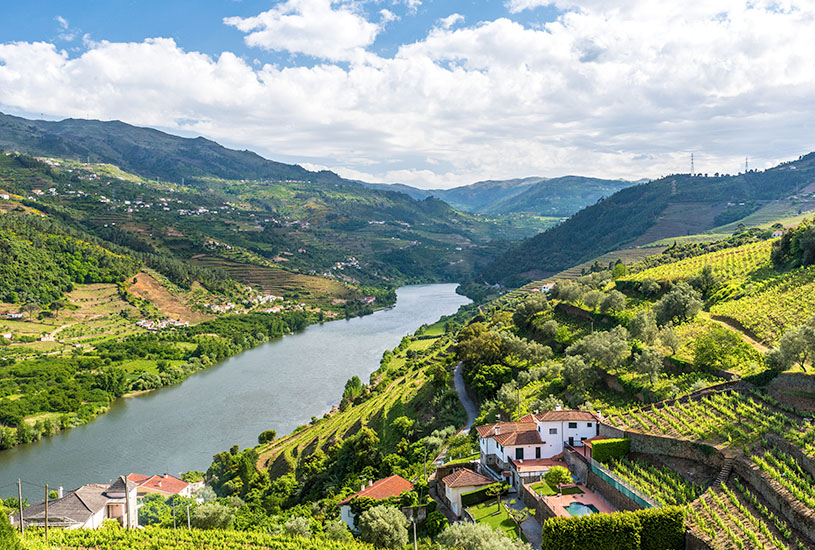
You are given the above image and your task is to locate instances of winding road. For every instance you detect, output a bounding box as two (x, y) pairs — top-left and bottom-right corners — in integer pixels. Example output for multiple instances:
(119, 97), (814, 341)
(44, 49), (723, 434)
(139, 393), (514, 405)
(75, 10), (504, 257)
(453, 362), (479, 432)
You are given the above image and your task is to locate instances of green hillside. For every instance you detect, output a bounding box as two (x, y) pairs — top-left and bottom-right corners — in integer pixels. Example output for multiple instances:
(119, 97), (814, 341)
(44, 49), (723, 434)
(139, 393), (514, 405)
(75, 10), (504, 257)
(479, 154), (815, 286)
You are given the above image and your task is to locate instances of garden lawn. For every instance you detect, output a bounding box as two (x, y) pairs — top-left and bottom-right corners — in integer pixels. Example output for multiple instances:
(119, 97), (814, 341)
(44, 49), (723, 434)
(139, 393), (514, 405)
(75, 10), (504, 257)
(469, 501), (518, 540)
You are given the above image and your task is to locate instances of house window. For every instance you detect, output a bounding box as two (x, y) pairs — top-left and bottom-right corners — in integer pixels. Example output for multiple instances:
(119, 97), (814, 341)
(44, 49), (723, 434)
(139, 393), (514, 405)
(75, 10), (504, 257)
(587, 422), (593, 427)
(549, 428), (557, 434)
(535, 447), (541, 459)
(568, 422), (577, 429)
(515, 448), (524, 460)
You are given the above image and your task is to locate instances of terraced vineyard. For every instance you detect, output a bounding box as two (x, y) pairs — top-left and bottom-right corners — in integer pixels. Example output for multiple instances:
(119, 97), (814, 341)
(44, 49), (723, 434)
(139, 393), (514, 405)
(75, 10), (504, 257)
(687, 480), (805, 550)
(710, 265), (815, 344)
(606, 391), (798, 446)
(752, 447), (815, 509)
(20, 526), (375, 550)
(606, 457), (702, 505)
(623, 240), (773, 283)
(258, 334), (454, 476)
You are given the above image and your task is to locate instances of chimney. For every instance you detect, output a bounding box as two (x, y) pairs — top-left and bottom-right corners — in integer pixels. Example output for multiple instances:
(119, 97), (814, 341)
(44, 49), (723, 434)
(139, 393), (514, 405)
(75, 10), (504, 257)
(555, 404), (562, 411)
(369, 480), (373, 487)
(534, 409), (539, 415)
(361, 483), (365, 492)
(493, 425), (500, 435)
(58, 486), (64, 499)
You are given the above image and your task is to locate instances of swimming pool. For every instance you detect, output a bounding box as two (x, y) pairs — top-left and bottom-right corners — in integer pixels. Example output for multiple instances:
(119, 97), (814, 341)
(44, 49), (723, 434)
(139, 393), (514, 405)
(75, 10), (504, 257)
(564, 502), (599, 517)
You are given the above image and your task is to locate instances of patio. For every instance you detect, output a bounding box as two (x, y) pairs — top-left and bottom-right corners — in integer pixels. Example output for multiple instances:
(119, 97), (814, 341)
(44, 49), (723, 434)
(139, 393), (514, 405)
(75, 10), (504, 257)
(540, 483), (615, 517)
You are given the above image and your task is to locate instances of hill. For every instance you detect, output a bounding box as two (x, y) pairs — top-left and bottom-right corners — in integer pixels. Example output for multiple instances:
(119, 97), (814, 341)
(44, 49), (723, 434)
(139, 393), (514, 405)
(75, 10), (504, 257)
(366, 175), (636, 217)
(480, 154), (815, 286)
(0, 112), (342, 184)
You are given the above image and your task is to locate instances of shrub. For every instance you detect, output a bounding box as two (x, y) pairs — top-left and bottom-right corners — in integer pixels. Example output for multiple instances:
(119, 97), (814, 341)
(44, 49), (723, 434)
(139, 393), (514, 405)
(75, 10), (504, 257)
(460, 482), (508, 507)
(438, 521), (532, 550)
(591, 438), (630, 463)
(283, 516), (311, 539)
(357, 505), (409, 550)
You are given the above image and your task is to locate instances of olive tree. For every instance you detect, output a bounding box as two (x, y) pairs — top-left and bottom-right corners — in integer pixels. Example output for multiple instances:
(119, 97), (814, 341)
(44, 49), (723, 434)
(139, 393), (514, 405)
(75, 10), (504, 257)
(438, 521), (532, 550)
(357, 505), (409, 550)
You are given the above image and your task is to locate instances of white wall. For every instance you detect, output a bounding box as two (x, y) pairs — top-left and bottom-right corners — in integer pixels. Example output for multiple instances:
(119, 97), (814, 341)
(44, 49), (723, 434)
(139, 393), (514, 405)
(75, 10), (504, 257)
(340, 505), (357, 533)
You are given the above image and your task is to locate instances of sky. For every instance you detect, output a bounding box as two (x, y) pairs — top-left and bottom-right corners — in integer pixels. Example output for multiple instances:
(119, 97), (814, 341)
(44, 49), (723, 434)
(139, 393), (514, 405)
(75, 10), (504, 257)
(1, 1), (814, 189)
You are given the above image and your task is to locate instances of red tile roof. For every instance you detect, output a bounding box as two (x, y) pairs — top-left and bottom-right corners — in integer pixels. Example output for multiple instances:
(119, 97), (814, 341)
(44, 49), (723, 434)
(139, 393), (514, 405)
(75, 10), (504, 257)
(517, 413), (538, 423)
(442, 469), (494, 489)
(535, 410), (599, 422)
(127, 473), (188, 495)
(475, 422), (538, 439)
(339, 475), (413, 505)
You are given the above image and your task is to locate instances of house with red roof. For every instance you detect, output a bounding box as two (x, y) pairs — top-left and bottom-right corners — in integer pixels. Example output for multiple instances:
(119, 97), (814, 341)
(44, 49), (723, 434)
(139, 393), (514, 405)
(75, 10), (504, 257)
(440, 468), (495, 518)
(476, 407), (599, 486)
(126, 473), (192, 499)
(338, 475), (413, 532)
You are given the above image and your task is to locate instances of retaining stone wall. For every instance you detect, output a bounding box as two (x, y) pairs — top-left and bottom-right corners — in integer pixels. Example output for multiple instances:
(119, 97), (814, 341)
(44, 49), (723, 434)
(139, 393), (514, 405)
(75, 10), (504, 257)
(598, 424), (724, 469)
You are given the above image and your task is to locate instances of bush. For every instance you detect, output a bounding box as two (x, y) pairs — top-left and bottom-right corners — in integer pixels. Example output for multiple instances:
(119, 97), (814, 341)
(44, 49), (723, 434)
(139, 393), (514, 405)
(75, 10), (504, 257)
(0, 509), (22, 550)
(438, 521), (532, 550)
(325, 520), (353, 542)
(590, 438), (630, 463)
(357, 505), (409, 550)
(540, 507), (685, 550)
(283, 516), (311, 539)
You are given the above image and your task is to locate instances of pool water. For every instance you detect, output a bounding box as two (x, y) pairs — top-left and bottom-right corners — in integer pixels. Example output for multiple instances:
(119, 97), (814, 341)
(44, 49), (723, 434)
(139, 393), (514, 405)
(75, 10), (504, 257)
(565, 503), (599, 517)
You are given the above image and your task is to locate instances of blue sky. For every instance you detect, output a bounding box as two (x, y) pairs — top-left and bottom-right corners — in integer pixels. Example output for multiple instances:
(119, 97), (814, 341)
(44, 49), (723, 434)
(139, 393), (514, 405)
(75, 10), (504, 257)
(1, 1), (814, 188)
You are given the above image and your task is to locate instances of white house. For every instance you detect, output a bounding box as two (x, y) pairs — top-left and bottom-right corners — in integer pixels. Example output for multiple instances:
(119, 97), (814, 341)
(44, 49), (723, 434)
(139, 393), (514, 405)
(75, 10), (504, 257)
(476, 408), (599, 483)
(338, 475), (413, 533)
(14, 477), (138, 530)
(440, 468), (494, 518)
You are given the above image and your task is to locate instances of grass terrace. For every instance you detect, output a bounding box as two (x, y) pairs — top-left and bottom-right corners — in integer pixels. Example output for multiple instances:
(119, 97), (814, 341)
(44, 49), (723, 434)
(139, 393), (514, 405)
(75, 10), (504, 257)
(469, 501), (520, 540)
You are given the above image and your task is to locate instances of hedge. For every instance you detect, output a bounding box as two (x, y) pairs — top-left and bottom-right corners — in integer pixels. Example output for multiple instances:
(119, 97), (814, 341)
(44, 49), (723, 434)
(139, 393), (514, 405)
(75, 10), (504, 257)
(637, 506), (686, 550)
(540, 506), (685, 550)
(591, 438), (630, 463)
(460, 482), (508, 508)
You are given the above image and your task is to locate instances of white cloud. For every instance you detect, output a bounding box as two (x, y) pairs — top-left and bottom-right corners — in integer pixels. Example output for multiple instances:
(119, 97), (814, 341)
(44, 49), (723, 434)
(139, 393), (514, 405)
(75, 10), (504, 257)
(3, 1), (815, 189)
(54, 15), (78, 42)
(437, 13), (464, 30)
(393, 0), (422, 15)
(223, 0), (381, 62)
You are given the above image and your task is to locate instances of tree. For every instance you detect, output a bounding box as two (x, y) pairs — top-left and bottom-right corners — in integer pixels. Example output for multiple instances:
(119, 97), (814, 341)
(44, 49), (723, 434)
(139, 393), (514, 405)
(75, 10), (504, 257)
(49, 298), (67, 320)
(190, 502), (235, 530)
(22, 300), (40, 321)
(283, 516), (311, 539)
(424, 510), (448, 539)
(138, 493), (172, 526)
(486, 482), (507, 510)
(497, 381), (520, 419)
(0, 508), (22, 550)
(512, 293), (550, 329)
(505, 500), (534, 539)
(660, 325), (681, 355)
(582, 290), (603, 310)
(690, 265), (721, 298)
(639, 278), (661, 297)
(634, 348), (663, 383)
(544, 466), (572, 490)
(357, 505), (409, 550)
(600, 290), (627, 313)
(438, 520), (533, 550)
(567, 326), (630, 370)
(258, 430), (276, 444)
(391, 416), (415, 440)
(629, 310), (658, 345)
(693, 325), (758, 373)
(774, 320), (815, 371)
(561, 356), (598, 395)
(653, 282), (703, 326)
(325, 520), (353, 542)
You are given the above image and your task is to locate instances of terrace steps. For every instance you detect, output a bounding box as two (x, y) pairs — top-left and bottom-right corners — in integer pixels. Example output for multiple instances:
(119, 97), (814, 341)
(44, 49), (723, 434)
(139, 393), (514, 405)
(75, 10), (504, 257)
(716, 456), (735, 484)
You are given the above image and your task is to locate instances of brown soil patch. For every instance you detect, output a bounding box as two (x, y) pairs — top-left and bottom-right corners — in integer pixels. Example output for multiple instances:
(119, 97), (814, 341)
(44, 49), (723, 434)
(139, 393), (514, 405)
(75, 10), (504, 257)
(129, 271), (212, 324)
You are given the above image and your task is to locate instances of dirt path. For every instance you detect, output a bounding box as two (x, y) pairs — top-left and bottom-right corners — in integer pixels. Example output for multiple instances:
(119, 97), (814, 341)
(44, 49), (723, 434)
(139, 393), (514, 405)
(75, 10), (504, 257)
(703, 312), (770, 353)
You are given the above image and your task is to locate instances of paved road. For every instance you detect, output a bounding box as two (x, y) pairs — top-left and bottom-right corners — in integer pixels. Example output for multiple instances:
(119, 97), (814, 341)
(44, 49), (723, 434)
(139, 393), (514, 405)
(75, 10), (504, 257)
(454, 362), (479, 432)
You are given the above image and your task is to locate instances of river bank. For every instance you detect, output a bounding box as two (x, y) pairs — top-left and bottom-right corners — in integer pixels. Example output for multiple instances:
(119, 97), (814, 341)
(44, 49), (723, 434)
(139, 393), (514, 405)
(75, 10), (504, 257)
(0, 284), (470, 502)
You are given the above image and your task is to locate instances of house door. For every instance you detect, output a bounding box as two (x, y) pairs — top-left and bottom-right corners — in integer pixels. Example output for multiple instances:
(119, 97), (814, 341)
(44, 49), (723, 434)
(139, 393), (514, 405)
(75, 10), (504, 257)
(568, 436), (574, 446)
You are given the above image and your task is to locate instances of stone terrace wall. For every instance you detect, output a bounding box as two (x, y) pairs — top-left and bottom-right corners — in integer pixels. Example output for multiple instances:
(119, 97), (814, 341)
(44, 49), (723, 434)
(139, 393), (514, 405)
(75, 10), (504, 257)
(520, 483), (555, 526)
(599, 423), (725, 469)
(765, 433), (815, 480)
(586, 470), (641, 512)
(685, 531), (715, 550)
(732, 456), (815, 543)
(563, 448), (589, 483)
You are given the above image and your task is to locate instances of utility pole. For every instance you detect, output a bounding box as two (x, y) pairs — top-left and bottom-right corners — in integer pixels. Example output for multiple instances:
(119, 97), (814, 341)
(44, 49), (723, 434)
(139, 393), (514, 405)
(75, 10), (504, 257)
(123, 476), (132, 529)
(690, 153), (695, 176)
(45, 484), (49, 543)
(412, 518), (418, 550)
(517, 388), (521, 419)
(17, 479), (24, 535)
(173, 502), (177, 529)
(186, 504), (191, 530)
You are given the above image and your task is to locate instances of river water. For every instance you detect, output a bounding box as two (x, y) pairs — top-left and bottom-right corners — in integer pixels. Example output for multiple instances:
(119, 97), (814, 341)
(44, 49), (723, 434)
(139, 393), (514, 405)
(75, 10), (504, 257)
(0, 284), (469, 501)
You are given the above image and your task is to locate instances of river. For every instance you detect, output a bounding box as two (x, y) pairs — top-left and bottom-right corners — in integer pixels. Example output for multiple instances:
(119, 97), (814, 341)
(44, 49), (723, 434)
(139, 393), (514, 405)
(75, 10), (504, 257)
(0, 284), (470, 502)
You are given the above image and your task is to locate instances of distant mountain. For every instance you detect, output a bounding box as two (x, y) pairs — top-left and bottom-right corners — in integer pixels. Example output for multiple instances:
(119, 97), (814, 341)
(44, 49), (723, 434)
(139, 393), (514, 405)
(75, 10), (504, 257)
(0, 112), (344, 184)
(479, 154), (815, 286)
(365, 175), (636, 217)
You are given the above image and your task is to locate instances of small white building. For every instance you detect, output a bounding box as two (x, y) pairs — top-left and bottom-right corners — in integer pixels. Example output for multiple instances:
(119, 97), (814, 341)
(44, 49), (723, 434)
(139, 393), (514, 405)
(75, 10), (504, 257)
(338, 475), (413, 533)
(440, 468), (494, 518)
